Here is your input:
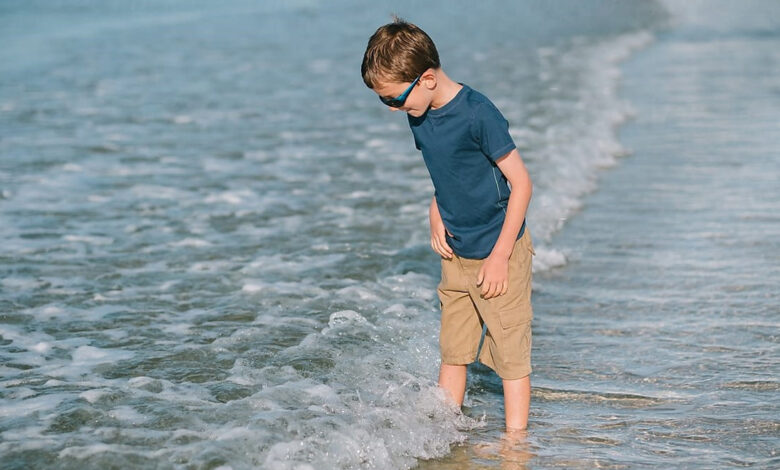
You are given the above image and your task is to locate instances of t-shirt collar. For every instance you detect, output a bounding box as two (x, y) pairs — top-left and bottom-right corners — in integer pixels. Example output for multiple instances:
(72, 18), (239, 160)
(427, 83), (468, 117)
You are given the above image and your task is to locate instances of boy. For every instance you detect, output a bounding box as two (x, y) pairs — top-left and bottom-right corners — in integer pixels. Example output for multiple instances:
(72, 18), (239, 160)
(361, 19), (535, 431)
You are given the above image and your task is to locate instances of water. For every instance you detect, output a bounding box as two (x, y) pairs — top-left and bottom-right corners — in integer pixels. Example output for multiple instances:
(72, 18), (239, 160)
(0, 1), (777, 468)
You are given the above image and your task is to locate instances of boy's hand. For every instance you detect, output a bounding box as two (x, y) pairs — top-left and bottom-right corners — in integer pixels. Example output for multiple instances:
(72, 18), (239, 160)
(429, 201), (453, 259)
(476, 254), (509, 299)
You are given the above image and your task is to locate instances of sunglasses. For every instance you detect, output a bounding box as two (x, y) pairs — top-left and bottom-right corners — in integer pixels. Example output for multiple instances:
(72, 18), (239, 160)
(379, 74), (421, 108)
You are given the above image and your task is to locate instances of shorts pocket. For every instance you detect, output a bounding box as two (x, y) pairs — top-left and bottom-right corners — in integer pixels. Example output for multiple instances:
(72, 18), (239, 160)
(502, 319), (533, 368)
(497, 302), (533, 329)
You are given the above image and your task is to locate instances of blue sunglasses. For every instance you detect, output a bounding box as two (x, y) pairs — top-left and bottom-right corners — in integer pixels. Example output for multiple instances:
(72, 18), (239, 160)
(379, 74), (421, 108)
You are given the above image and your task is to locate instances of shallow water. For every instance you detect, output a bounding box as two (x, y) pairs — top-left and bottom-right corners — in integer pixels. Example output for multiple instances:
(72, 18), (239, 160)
(419, 1), (780, 468)
(1, 1), (777, 469)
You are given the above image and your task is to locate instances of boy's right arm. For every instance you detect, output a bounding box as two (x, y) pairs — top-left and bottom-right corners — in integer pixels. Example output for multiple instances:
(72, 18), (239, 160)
(429, 196), (453, 259)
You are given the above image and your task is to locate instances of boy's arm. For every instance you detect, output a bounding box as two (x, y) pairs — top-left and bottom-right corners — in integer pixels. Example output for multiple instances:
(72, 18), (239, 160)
(430, 195), (454, 259)
(477, 148), (532, 298)
(491, 148), (532, 259)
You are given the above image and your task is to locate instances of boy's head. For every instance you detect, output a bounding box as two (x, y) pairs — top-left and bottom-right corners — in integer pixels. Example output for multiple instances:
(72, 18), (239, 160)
(361, 18), (441, 117)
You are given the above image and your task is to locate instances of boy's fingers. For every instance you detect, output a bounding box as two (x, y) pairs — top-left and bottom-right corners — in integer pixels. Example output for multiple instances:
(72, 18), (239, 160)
(490, 281), (503, 298)
(435, 237), (452, 259)
(438, 235), (453, 257)
(482, 280), (492, 298)
(488, 282), (498, 298)
(500, 280), (508, 296)
(432, 241), (442, 258)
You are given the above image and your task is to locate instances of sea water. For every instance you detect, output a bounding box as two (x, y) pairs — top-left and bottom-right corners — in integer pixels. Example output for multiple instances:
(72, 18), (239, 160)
(420, 1), (780, 468)
(0, 1), (777, 469)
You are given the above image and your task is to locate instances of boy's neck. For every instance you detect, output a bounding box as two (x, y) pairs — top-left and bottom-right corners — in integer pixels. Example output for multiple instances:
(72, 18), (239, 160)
(430, 70), (463, 110)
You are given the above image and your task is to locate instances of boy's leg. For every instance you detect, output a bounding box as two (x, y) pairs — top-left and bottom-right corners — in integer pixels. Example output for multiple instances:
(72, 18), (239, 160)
(503, 375), (531, 430)
(438, 364), (467, 406)
(462, 230), (535, 430)
(437, 255), (483, 408)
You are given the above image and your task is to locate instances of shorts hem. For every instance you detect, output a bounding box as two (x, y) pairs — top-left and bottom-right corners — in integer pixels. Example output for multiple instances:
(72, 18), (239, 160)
(478, 357), (532, 380)
(440, 351), (478, 365)
(497, 367), (532, 381)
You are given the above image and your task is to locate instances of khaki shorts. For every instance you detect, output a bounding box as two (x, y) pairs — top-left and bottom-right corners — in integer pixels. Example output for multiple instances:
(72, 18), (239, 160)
(437, 229), (535, 380)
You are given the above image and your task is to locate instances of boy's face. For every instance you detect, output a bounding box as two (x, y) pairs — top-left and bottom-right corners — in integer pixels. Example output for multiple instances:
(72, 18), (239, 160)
(372, 74), (432, 117)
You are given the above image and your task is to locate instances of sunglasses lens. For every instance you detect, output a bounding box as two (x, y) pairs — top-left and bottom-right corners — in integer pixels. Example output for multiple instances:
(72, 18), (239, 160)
(379, 75), (420, 108)
(380, 97), (403, 107)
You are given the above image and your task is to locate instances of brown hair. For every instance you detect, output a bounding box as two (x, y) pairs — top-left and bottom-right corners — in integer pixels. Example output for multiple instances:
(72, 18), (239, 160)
(361, 17), (440, 89)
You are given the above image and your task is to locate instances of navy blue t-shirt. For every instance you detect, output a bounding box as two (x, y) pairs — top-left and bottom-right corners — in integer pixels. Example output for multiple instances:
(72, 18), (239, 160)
(408, 84), (525, 259)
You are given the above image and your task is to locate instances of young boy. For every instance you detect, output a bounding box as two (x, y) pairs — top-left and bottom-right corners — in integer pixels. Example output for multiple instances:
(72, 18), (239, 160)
(361, 19), (535, 431)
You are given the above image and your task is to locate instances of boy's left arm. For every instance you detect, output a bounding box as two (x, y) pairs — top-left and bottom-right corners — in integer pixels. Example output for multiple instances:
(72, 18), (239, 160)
(476, 148), (532, 299)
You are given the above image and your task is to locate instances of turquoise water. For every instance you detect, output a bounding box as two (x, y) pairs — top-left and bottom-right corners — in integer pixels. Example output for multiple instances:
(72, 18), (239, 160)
(1, 1), (777, 468)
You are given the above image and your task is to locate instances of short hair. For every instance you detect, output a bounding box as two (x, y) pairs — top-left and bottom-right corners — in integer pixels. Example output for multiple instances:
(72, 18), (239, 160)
(361, 17), (440, 89)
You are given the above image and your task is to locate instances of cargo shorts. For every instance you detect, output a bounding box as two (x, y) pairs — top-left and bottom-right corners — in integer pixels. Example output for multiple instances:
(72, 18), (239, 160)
(437, 228), (535, 380)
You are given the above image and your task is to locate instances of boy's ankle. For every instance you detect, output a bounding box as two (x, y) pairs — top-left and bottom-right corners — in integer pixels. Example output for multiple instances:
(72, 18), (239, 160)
(503, 426), (529, 441)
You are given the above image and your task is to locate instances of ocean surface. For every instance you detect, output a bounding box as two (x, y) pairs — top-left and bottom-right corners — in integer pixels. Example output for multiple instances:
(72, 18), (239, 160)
(0, 1), (777, 468)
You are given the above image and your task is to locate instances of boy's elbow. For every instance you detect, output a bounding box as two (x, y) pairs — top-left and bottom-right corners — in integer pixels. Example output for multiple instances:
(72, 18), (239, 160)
(517, 171), (533, 195)
(524, 178), (533, 202)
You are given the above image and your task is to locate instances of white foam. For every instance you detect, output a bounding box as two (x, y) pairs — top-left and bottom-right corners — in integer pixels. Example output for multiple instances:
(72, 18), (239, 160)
(204, 189), (257, 205)
(0, 325), (56, 352)
(58, 443), (119, 459)
(130, 184), (190, 199)
(533, 247), (569, 272)
(173, 114), (193, 124)
(171, 237), (212, 247)
(334, 285), (382, 302)
(326, 310), (369, 329)
(109, 405), (148, 424)
(36, 305), (65, 319)
(241, 253), (347, 276)
(0, 394), (65, 418)
(241, 280), (327, 297)
(63, 234), (115, 245)
(72, 345), (134, 365)
(2, 277), (45, 290)
(36, 304), (129, 322)
(87, 194), (111, 202)
(79, 389), (111, 404)
(519, 31), (654, 272)
(31, 342), (51, 354)
(0, 426), (57, 453)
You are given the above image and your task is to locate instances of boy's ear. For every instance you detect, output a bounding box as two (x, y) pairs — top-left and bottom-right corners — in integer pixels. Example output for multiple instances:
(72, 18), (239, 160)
(421, 68), (437, 89)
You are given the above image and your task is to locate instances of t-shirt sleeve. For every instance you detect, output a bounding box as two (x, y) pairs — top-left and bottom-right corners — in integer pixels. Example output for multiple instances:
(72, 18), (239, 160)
(471, 102), (516, 162)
